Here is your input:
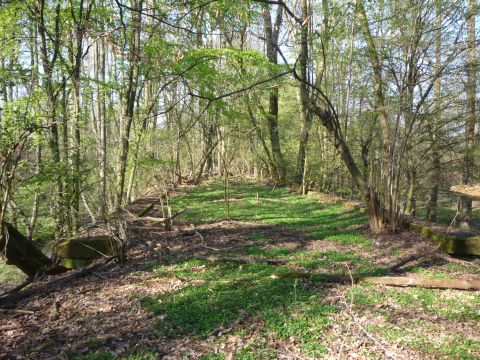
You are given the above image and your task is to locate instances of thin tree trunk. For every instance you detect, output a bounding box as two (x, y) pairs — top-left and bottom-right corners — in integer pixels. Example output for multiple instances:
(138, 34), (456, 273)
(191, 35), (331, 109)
(263, 4), (286, 184)
(36, 0), (64, 238)
(427, 0), (442, 222)
(116, 0), (143, 208)
(97, 2), (108, 219)
(295, 0), (311, 187)
(459, 0), (476, 228)
(70, 0), (91, 231)
(405, 159), (416, 216)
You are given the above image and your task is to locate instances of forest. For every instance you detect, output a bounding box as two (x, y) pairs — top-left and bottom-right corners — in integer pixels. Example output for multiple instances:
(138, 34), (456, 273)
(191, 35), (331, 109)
(1, 0), (480, 358)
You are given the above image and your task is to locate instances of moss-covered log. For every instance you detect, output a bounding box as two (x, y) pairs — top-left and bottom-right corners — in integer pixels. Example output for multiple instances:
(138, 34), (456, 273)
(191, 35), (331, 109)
(0, 222), (51, 277)
(55, 235), (118, 260)
(409, 222), (480, 256)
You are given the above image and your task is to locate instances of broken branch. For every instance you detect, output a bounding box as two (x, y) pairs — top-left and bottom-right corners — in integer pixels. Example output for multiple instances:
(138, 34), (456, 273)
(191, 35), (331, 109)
(186, 255), (287, 265)
(131, 208), (190, 223)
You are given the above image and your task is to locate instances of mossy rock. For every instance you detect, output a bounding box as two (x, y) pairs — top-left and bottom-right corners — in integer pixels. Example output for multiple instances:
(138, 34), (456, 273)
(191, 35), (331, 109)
(60, 258), (91, 269)
(55, 235), (118, 260)
(409, 223), (480, 256)
(441, 236), (480, 255)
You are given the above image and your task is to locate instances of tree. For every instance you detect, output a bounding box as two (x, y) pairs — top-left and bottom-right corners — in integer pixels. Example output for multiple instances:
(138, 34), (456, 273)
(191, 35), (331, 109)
(458, 0), (477, 228)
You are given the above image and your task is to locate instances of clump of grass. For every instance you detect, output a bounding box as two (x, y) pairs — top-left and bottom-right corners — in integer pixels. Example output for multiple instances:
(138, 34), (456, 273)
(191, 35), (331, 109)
(348, 285), (480, 321)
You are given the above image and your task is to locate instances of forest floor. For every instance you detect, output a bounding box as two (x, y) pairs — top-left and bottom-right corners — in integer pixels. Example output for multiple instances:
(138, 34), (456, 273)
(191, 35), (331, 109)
(1, 180), (480, 359)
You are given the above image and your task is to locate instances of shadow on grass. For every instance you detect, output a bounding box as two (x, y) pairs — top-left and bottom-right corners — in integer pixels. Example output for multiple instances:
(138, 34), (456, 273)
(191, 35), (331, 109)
(174, 180), (368, 231)
(139, 258), (389, 359)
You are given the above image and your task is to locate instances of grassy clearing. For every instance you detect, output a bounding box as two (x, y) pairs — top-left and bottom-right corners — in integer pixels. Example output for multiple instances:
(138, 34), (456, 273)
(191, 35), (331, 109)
(131, 181), (480, 358)
(138, 180), (371, 357)
(16, 179), (479, 359)
(174, 181), (369, 245)
(139, 181), (479, 359)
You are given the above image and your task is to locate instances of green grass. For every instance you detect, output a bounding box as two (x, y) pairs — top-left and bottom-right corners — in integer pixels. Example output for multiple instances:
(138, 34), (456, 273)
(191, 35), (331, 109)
(0, 259), (27, 285)
(349, 285), (480, 321)
(174, 180), (368, 239)
(142, 260), (336, 349)
(63, 180), (480, 359)
(349, 283), (480, 358)
(138, 180), (372, 357)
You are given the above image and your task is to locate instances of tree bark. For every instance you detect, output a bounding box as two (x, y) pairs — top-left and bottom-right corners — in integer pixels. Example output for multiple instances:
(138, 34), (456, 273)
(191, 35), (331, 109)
(0, 223), (51, 277)
(116, 0), (143, 208)
(294, 0), (312, 187)
(427, 0), (442, 222)
(459, 0), (476, 229)
(36, 0), (65, 238)
(263, 4), (286, 184)
(405, 160), (416, 216)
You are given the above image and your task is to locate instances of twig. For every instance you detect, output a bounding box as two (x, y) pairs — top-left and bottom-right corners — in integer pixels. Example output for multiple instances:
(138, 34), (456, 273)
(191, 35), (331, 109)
(434, 253), (480, 270)
(137, 200), (158, 217)
(92, 271), (107, 280)
(388, 244), (441, 273)
(193, 230), (232, 252)
(0, 308), (35, 315)
(184, 255), (287, 265)
(340, 268), (400, 359)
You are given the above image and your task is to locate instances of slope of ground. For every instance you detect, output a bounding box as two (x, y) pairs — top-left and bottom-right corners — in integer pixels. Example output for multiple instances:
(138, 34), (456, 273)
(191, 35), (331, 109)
(1, 180), (480, 359)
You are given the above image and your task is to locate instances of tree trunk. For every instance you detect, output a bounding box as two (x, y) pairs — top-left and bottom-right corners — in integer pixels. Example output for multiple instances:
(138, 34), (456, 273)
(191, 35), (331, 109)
(459, 0), (476, 229)
(36, 0), (65, 239)
(97, 19), (108, 219)
(427, 0), (442, 222)
(405, 161), (416, 216)
(0, 223), (51, 277)
(357, 0), (393, 228)
(116, 0), (142, 208)
(294, 0), (311, 187)
(70, 1), (91, 231)
(263, 5), (286, 184)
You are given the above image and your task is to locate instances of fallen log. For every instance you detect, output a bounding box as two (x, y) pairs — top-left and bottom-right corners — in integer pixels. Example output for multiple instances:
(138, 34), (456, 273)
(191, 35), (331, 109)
(131, 208), (190, 223)
(187, 255), (287, 265)
(434, 253), (480, 270)
(0, 222), (52, 277)
(0, 255), (118, 307)
(359, 276), (480, 290)
(136, 200), (159, 217)
(387, 246), (440, 273)
(270, 271), (480, 290)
